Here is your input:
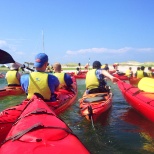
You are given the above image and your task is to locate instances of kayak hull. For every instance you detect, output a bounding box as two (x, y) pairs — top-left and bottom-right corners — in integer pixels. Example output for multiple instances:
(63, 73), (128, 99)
(117, 80), (154, 122)
(79, 92), (113, 121)
(0, 86), (24, 97)
(0, 96), (90, 154)
(67, 71), (87, 79)
(0, 80), (77, 143)
(113, 73), (129, 80)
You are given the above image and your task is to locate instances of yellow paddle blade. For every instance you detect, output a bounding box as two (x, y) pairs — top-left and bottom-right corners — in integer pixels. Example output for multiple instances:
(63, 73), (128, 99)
(138, 77), (154, 92)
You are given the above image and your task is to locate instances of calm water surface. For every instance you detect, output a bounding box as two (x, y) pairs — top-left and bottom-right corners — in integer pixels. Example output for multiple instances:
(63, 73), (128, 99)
(1, 77), (154, 154)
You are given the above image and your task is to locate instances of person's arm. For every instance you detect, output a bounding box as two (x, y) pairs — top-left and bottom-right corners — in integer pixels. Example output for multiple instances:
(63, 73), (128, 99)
(20, 74), (29, 94)
(48, 75), (59, 92)
(101, 70), (119, 82)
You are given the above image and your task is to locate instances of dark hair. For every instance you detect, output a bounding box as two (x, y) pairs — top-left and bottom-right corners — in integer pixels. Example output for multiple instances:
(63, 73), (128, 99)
(76, 67), (80, 71)
(141, 66), (145, 70)
(93, 61), (101, 69)
(137, 67), (140, 70)
(148, 66), (151, 70)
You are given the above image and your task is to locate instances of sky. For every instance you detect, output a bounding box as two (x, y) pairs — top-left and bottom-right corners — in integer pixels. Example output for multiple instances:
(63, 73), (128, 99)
(0, 0), (154, 66)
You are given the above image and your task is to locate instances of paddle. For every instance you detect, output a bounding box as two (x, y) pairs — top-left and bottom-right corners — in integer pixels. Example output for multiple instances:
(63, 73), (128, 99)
(138, 77), (154, 92)
(0, 49), (34, 72)
(0, 49), (15, 64)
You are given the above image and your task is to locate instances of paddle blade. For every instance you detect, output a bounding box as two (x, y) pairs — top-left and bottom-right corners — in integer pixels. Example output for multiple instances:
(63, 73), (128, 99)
(0, 49), (15, 64)
(138, 77), (154, 92)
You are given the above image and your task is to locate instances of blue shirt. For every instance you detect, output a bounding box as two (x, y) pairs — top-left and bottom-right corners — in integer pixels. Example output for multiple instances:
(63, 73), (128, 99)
(95, 69), (107, 85)
(64, 73), (73, 87)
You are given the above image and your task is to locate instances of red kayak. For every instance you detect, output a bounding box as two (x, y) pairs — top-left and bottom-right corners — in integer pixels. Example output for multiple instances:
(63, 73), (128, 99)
(67, 71), (87, 79)
(74, 73), (86, 79)
(129, 77), (141, 86)
(0, 80), (77, 143)
(79, 91), (113, 121)
(0, 95), (90, 154)
(0, 86), (25, 97)
(113, 73), (129, 80)
(117, 80), (154, 122)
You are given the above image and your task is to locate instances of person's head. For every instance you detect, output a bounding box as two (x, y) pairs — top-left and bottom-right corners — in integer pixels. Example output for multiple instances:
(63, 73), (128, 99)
(141, 66), (145, 71)
(78, 63), (81, 66)
(34, 53), (48, 71)
(148, 66), (152, 70)
(10, 63), (20, 71)
(129, 67), (132, 70)
(93, 61), (102, 69)
(53, 63), (61, 72)
(76, 67), (80, 71)
(137, 67), (140, 70)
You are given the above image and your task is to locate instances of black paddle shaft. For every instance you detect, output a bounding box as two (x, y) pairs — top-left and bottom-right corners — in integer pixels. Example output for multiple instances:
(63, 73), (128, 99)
(0, 49), (15, 64)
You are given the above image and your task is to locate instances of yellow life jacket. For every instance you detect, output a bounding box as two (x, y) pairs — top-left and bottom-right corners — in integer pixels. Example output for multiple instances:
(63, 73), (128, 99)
(125, 69), (132, 77)
(147, 70), (152, 77)
(6, 70), (20, 85)
(53, 72), (66, 88)
(101, 65), (105, 69)
(86, 69), (99, 90)
(136, 70), (144, 78)
(27, 72), (51, 100)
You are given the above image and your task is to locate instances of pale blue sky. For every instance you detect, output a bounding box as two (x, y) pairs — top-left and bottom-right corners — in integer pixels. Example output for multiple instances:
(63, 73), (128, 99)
(0, 0), (154, 65)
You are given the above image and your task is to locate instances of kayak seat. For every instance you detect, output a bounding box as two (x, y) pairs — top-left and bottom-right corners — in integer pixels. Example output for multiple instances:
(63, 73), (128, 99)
(83, 96), (106, 103)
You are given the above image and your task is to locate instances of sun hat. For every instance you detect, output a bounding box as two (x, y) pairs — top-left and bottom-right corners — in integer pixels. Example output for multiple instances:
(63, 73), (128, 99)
(34, 53), (48, 68)
(93, 61), (102, 69)
(10, 63), (20, 70)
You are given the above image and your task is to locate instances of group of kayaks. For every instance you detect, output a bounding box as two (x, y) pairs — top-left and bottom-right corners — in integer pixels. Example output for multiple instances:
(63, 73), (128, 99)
(0, 76), (91, 153)
(67, 70), (87, 79)
(1, 67), (154, 152)
(0, 95), (89, 154)
(67, 69), (116, 79)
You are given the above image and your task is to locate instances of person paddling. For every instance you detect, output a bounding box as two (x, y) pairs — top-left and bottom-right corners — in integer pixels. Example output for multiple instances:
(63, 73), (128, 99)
(85, 61), (119, 94)
(5, 63), (21, 87)
(20, 53), (59, 101)
(53, 62), (73, 90)
(135, 66), (148, 79)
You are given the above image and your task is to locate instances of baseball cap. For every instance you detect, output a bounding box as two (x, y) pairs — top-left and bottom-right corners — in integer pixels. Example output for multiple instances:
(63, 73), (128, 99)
(93, 61), (102, 69)
(34, 53), (48, 68)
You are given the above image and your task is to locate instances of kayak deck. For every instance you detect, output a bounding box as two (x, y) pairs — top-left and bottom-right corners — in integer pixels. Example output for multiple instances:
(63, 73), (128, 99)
(0, 86), (24, 97)
(0, 96), (90, 154)
(79, 92), (113, 121)
(117, 80), (154, 122)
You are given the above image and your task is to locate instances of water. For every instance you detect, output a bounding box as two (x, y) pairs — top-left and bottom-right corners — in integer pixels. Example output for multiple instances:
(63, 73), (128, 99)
(1, 77), (154, 154)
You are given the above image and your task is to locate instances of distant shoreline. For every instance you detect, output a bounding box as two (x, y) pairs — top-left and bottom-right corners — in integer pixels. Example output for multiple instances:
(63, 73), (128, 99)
(0, 64), (151, 73)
